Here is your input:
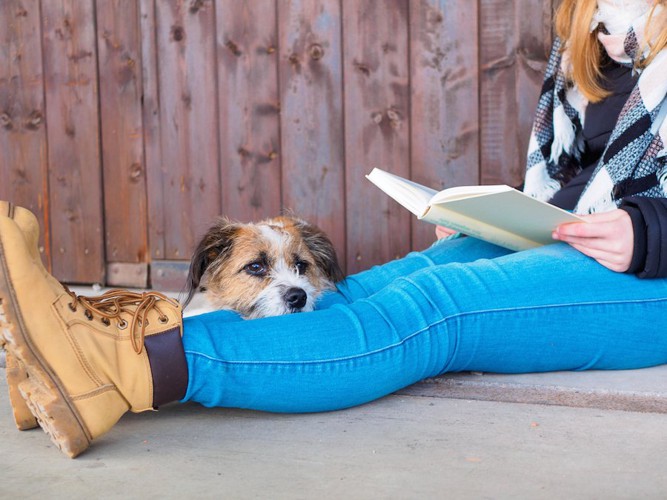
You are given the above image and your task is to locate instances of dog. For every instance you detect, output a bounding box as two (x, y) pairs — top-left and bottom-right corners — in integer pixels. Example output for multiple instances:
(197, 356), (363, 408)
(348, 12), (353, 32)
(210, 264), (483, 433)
(182, 215), (344, 318)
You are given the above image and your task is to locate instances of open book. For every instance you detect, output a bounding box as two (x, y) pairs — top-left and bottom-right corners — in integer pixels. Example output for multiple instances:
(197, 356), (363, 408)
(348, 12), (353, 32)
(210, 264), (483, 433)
(366, 167), (583, 251)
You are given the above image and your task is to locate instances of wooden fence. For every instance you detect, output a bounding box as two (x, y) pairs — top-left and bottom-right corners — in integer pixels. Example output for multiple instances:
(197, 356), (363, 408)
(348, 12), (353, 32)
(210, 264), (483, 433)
(0, 0), (558, 289)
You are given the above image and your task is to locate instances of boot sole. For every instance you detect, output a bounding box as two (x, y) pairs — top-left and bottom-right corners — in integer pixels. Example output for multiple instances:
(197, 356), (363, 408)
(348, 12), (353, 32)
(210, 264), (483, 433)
(5, 353), (39, 430)
(0, 238), (91, 458)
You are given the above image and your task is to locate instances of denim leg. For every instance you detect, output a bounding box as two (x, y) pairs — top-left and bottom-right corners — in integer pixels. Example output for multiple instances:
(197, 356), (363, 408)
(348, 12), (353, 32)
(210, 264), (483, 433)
(182, 243), (667, 413)
(317, 237), (512, 308)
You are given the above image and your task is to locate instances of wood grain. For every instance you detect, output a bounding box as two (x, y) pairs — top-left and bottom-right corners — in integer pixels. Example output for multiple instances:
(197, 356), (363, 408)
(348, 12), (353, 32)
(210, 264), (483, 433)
(0, 0), (50, 268)
(278, 0), (346, 267)
(152, 0), (220, 260)
(410, 0), (480, 251)
(0, 1), (562, 287)
(41, 0), (104, 283)
(97, 0), (149, 268)
(343, 0), (411, 272)
(216, 0), (281, 222)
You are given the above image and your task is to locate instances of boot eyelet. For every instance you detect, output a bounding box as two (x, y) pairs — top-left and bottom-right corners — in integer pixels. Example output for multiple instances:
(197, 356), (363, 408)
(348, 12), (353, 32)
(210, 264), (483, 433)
(101, 317), (111, 327)
(158, 316), (169, 324)
(84, 310), (94, 321)
(68, 302), (77, 312)
(117, 319), (128, 330)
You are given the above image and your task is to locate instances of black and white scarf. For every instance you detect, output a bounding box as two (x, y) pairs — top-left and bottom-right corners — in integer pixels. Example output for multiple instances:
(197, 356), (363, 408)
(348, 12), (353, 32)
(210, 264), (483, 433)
(524, 0), (667, 213)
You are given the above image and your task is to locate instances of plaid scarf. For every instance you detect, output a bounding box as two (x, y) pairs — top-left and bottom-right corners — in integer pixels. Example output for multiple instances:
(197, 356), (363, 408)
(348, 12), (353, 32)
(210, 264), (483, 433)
(523, 4), (667, 213)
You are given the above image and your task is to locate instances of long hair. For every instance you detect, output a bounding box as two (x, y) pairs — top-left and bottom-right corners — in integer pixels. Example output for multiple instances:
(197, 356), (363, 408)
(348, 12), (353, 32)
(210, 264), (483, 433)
(555, 0), (667, 102)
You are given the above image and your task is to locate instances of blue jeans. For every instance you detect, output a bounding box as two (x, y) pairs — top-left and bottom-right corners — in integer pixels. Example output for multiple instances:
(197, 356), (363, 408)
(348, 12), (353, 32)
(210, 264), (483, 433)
(181, 237), (667, 412)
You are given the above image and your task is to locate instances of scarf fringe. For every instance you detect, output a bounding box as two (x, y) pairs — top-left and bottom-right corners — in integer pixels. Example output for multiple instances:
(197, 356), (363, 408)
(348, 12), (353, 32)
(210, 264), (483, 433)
(550, 104), (576, 164)
(523, 162), (562, 202)
(574, 169), (616, 213)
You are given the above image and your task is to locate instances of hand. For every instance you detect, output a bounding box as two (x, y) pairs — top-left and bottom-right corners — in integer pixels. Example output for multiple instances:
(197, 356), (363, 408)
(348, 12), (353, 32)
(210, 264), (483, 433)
(435, 225), (458, 240)
(552, 209), (634, 272)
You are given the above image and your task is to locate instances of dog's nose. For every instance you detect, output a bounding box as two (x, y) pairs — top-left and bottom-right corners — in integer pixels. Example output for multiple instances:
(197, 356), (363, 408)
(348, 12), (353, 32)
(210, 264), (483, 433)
(285, 287), (307, 310)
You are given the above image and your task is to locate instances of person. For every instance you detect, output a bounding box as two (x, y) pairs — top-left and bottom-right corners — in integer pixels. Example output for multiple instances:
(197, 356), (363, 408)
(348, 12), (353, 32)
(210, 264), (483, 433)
(1, 0), (666, 458)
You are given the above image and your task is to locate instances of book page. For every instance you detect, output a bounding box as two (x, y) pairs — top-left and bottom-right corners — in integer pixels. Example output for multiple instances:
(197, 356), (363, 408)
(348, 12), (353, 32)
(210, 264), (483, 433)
(366, 169), (438, 217)
(429, 184), (513, 203)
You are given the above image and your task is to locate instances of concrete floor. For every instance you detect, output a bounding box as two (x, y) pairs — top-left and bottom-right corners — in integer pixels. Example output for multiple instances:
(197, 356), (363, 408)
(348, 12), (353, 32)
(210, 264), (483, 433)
(2, 373), (667, 499)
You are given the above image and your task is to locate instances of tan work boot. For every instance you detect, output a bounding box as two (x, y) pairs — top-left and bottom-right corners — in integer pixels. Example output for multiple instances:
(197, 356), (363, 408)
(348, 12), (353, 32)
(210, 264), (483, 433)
(0, 201), (43, 430)
(0, 215), (188, 458)
(0, 201), (60, 287)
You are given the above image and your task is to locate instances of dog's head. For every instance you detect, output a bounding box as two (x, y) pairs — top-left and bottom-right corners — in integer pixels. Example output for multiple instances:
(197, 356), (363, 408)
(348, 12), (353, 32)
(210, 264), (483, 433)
(183, 216), (343, 318)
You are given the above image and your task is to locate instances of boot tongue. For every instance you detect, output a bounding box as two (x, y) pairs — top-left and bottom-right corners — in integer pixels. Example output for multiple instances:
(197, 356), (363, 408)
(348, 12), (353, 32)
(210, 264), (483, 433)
(144, 325), (189, 408)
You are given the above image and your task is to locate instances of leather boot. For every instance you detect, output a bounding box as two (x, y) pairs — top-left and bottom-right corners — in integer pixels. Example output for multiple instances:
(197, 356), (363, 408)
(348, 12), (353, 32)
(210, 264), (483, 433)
(0, 215), (188, 458)
(0, 201), (44, 430)
(0, 201), (60, 287)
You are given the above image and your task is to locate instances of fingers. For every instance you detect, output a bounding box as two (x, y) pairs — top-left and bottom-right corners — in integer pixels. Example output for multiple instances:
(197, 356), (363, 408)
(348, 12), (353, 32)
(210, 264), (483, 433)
(553, 224), (628, 251)
(554, 210), (631, 240)
(552, 209), (633, 273)
(435, 225), (457, 240)
(554, 221), (606, 239)
(567, 242), (630, 272)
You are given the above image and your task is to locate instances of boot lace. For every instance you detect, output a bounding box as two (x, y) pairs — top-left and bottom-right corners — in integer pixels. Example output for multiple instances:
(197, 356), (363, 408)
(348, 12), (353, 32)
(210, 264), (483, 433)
(65, 288), (181, 354)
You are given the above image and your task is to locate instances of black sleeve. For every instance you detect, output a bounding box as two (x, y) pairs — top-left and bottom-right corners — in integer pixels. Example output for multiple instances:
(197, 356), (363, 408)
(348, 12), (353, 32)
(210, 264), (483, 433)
(620, 197), (667, 278)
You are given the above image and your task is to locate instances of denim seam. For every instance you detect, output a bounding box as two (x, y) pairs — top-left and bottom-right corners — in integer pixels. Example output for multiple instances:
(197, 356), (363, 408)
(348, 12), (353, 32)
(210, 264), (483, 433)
(184, 296), (667, 366)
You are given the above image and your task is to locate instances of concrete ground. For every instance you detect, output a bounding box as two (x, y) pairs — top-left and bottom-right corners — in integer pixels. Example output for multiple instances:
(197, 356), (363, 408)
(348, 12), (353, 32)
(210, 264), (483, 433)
(2, 289), (667, 498)
(2, 373), (667, 499)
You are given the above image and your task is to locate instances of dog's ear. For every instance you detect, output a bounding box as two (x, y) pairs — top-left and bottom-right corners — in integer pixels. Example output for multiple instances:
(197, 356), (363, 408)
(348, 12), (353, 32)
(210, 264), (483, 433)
(293, 218), (344, 283)
(182, 217), (239, 308)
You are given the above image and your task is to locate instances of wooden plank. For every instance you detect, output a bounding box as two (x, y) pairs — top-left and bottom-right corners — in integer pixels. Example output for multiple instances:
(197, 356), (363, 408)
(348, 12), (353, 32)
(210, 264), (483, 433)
(106, 262), (148, 288)
(0, 0), (50, 269)
(41, 0), (105, 283)
(139, 0), (167, 262)
(342, 0), (411, 272)
(479, 0), (555, 187)
(515, 0), (554, 172)
(479, 0), (520, 186)
(277, 0), (346, 270)
(151, 0), (220, 260)
(216, 0), (281, 222)
(96, 0), (149, 267)
(409, 0), (480, 251)
(150, 260), (189, 292)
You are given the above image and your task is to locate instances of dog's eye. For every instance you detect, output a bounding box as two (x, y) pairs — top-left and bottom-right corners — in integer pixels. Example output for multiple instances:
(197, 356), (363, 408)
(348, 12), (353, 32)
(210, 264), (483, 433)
(295, 260), (309, 275)
(244, 262), (267, 277)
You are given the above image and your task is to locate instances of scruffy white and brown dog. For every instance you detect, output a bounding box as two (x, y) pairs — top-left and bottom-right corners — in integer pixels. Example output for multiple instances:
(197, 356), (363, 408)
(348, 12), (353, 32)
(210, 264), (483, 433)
(182, 216), (343, 318)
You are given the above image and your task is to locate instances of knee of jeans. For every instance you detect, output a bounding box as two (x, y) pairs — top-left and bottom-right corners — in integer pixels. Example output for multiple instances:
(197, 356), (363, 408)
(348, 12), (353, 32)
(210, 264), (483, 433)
(406, 250), (437, 267)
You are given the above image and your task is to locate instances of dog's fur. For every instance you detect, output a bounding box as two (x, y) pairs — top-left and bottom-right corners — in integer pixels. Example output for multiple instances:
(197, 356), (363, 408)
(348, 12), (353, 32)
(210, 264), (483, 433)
(183, 216), (344, 318)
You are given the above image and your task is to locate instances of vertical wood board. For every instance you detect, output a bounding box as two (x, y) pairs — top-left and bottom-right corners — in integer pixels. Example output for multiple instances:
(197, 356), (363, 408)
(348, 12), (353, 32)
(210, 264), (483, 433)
(278, 0), (346, 264)
(410, 0), (480, 251)
(0, 1), (50, 267)
(41, 0), (105, 283)
(343, 0), (411, 272)
(97, 0), (149, 264)
(153, 0), (220, 260)
(479, 0), (519, 186)
(140, 0), (167, 262)
(216, 0), (281, 223)
(515, 0), (554, 182)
